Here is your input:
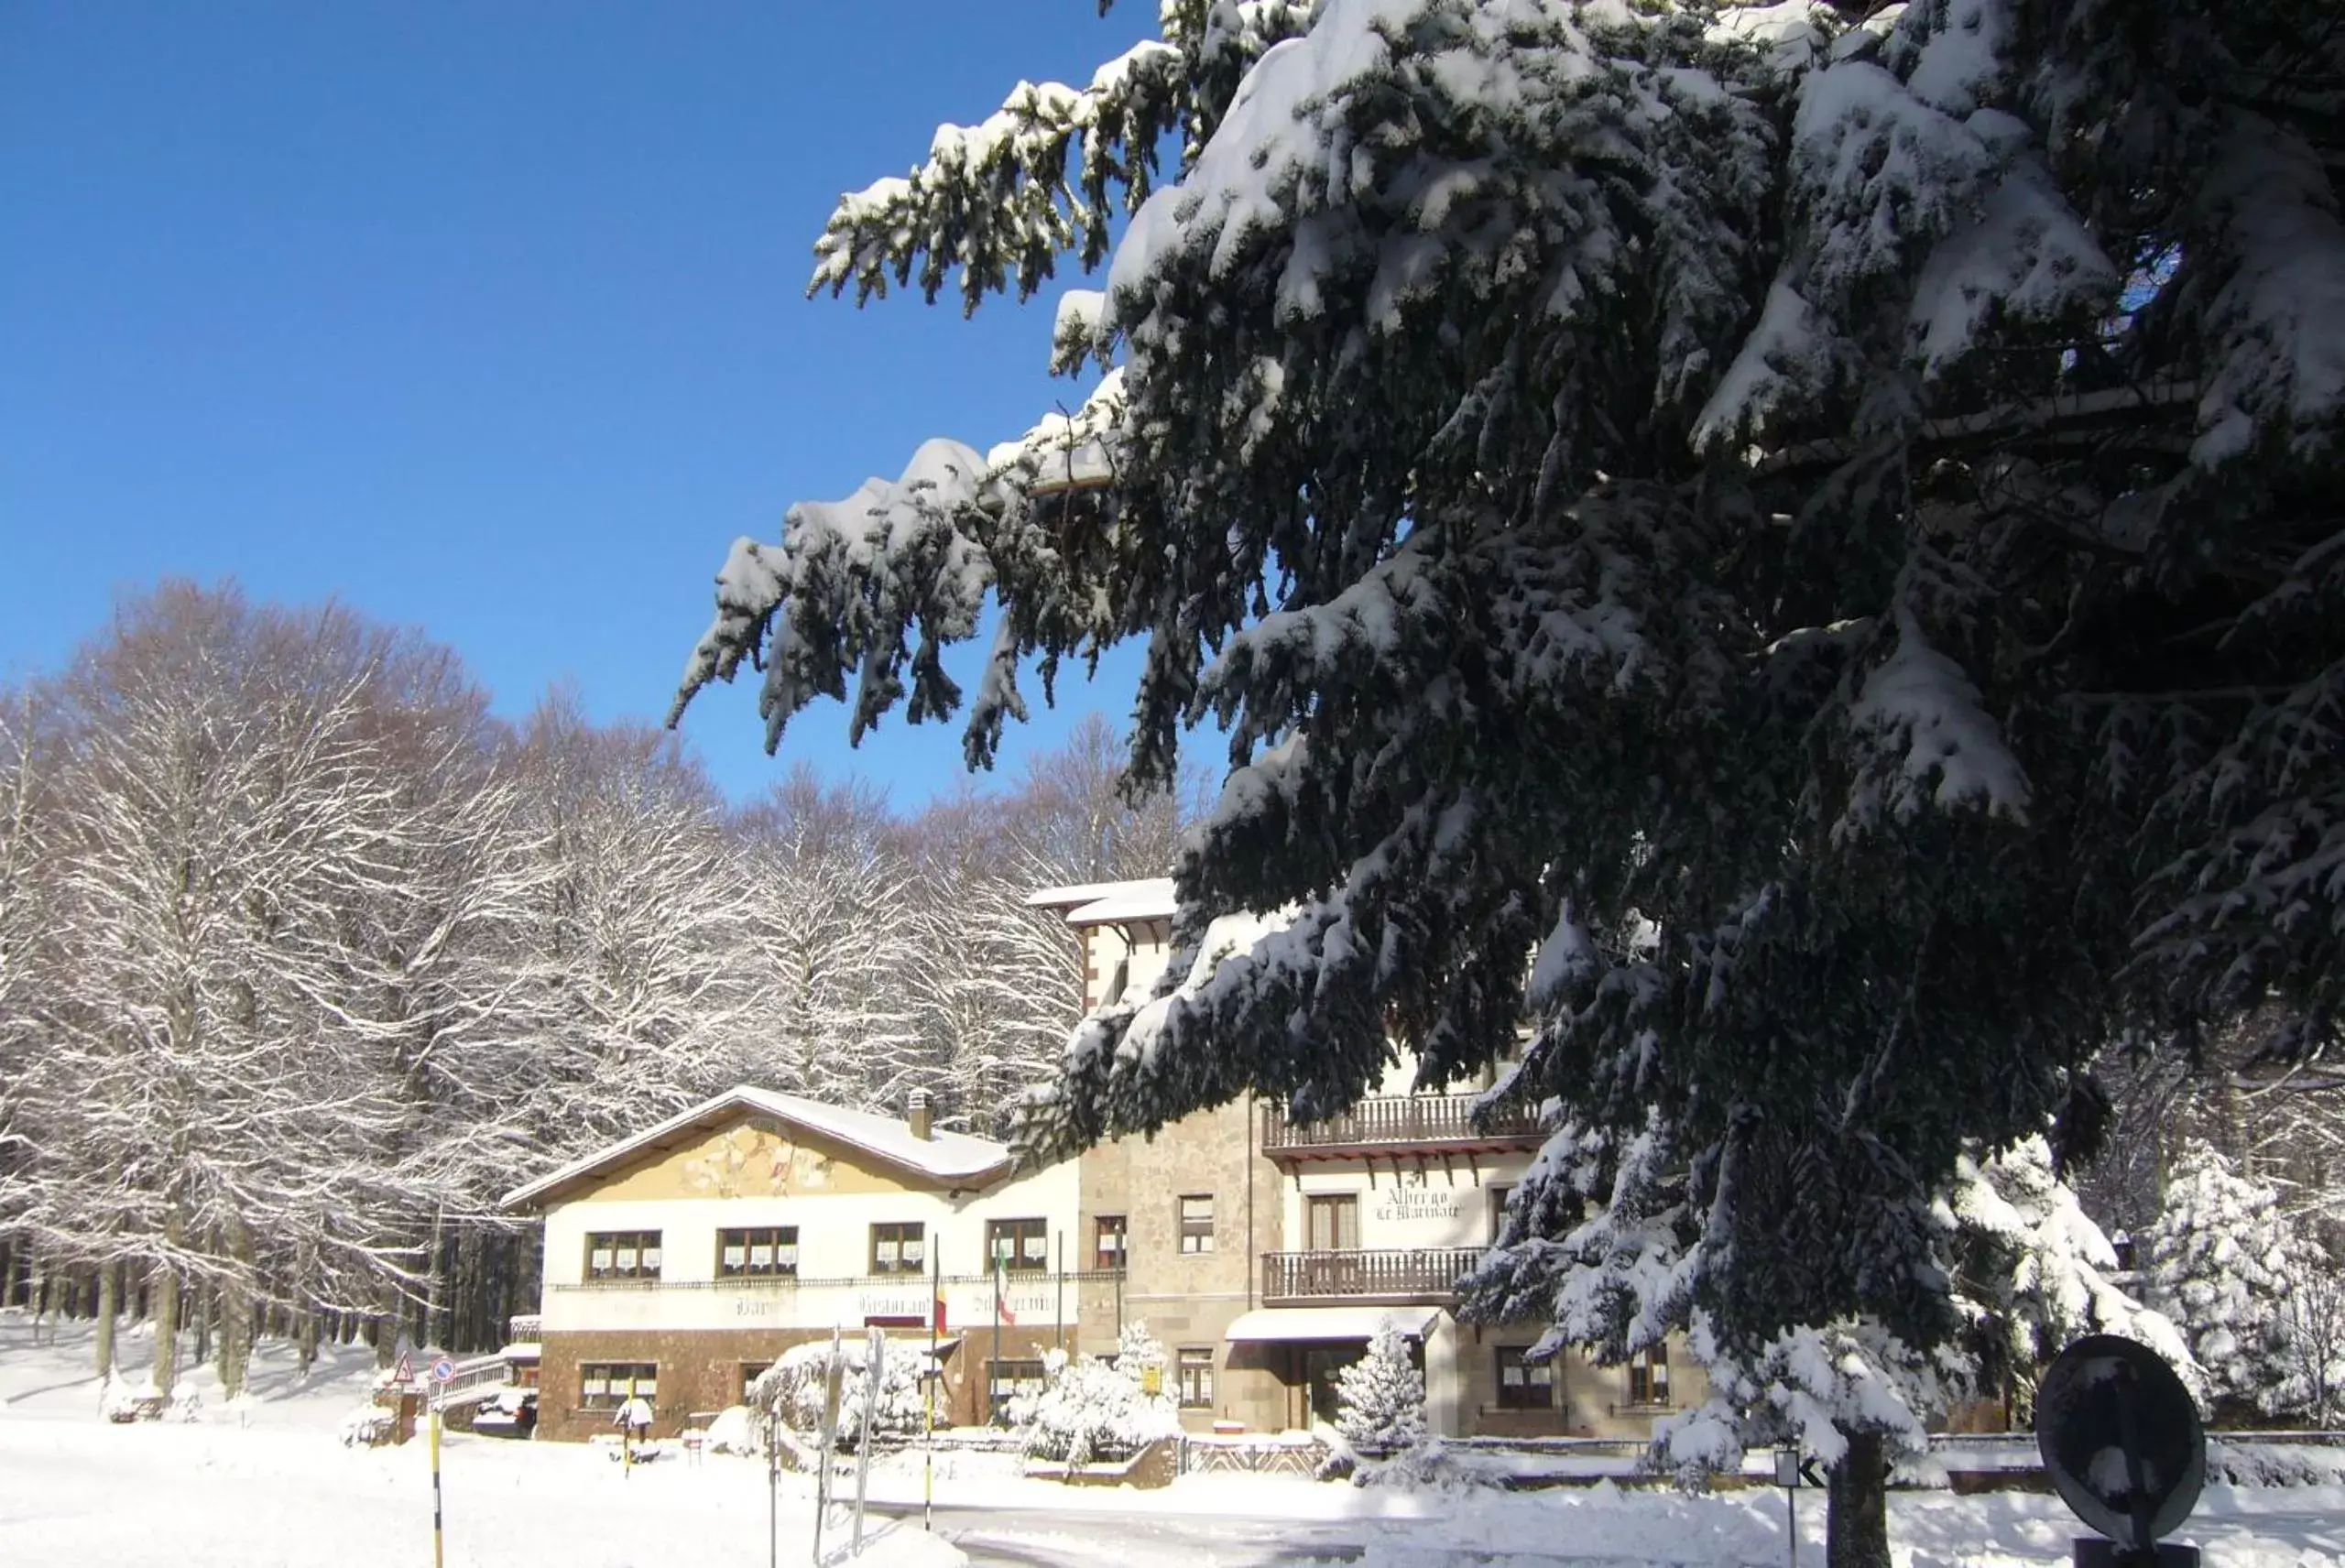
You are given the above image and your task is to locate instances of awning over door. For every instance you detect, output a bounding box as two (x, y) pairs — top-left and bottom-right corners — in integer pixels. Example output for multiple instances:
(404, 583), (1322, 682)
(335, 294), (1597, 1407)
(1224, 1305), (1443, 1343)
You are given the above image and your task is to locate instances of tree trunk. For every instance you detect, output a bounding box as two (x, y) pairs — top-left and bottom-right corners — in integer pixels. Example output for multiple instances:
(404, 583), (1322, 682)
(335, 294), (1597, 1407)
(371, 1275), (397, 1367)
(36, 1261), (60, 1345)
(217, 1213), (254, 1399)
(297, 1304), (318, 1378)
(1826, 1429), (1892, 1568)
(94, 1260), (119, 1380)
(0, 1236), (15, 1310)
(150, 1265), (180, 1396)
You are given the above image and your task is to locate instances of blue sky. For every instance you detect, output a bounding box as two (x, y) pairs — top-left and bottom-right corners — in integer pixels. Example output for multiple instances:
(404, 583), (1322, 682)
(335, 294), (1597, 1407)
(0, 1), (1156, 805)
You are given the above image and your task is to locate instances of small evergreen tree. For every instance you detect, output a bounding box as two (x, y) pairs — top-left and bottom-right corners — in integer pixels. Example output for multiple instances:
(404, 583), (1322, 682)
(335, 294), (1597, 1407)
(1333, 1319), (1427, 1458)
(2142, 1140), (2296, 1418)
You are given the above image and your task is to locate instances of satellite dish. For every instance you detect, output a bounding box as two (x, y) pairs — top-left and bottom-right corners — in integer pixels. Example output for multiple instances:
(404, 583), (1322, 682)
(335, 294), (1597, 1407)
(2034, 1334), (2205, 1553)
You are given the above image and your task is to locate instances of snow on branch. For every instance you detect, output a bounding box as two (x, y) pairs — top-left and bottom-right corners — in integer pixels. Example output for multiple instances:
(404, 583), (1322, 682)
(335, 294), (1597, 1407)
(808, 4), (1315, 312)
(1841, 605), (2031, 830)
(813, 42), (1186, 309)
(672, 439), (993, 750)
(2187, 113), (2345, 464)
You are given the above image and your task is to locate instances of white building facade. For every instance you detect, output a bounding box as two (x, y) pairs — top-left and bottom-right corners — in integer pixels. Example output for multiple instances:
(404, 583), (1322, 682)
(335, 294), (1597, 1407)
(507, 1087), (1082, 1441)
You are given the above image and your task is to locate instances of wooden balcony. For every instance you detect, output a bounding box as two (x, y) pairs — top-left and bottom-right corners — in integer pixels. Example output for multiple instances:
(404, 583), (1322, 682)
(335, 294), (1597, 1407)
(1260, 1247), (1482, 1304)
(1260, 1094), (1540, 1158)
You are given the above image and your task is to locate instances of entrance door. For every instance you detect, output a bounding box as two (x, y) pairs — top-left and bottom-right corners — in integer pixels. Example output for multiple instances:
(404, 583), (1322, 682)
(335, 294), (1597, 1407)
(1303, 1344), (1365, 1425)
(1303, 1194), (1360, 1295)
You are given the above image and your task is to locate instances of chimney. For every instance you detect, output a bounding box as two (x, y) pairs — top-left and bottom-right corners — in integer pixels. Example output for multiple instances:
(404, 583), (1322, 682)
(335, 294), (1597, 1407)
(908, 1088), (933, 1142)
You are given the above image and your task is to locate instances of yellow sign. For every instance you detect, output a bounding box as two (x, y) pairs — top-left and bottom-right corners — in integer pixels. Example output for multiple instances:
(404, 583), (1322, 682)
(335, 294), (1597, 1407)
(1140, 1366), (1162, 1397)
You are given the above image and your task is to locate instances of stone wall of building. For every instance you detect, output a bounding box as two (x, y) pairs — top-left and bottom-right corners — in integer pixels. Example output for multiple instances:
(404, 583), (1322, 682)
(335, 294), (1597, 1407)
(1085, 1094), (1290, 1432)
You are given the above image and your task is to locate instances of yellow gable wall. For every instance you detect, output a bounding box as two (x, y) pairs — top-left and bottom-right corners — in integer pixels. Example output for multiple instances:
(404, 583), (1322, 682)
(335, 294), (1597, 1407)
(580, 1116), (926, 1203)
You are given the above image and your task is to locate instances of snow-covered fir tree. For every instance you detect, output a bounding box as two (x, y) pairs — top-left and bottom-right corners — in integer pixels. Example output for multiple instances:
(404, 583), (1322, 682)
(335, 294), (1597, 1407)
(1333, 1317), (1428, 1457)
(672, 6), (2345, 1564)
(2141, 1139), (2298, 1418)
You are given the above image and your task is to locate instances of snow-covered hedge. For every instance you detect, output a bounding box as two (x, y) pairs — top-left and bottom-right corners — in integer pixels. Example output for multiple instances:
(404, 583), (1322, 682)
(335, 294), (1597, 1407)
(1009, 1324), (1180, 1466)
(2205, 1440), (2345, 1488)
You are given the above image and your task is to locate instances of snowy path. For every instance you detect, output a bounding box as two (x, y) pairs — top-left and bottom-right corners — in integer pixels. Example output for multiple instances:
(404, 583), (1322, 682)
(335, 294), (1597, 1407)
(4, 1315), (2340, 1568)
(881, 1505), (1369, 1567)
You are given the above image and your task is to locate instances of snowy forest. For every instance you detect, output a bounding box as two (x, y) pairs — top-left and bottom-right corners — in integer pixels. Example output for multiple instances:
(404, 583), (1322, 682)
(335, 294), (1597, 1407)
(0, 580), (1190, 1383)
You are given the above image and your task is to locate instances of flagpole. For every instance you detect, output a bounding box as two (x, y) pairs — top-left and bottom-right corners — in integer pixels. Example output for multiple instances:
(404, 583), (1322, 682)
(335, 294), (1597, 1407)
(991, 1258), (1004, 1429)
(925, 1250), (940, 1531)
(1054, 1230), (1065, 1356)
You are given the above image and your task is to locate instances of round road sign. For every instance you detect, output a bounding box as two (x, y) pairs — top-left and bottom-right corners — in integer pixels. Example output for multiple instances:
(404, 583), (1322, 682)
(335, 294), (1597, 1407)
(2034, 1334), (2206, 1552)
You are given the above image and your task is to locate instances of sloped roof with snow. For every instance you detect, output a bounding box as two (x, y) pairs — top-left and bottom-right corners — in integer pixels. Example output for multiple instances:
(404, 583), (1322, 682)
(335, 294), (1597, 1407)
(500, 1086), (1012, 1210)
(1026, 877), (1178, 926)
(1027, 877), (1162, 911)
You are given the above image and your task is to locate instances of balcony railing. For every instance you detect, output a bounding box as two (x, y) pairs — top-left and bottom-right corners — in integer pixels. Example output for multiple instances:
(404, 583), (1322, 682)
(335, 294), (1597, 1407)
(1260, 1094), (1539, 1154)
(1260, 1247), (1483, 1304)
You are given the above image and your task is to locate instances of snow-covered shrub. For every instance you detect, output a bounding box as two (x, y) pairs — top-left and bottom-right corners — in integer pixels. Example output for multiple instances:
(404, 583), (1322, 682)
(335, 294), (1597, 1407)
(1010, 1323), (1179, 1466)
(2143, 1140), (2298, 1417)
(337, 1405), (394, 1447)
(704, 1404), (762, 1456)
(1347, 1437), (1507, 1492)
(101, 1376), (167, 1424)
(1312, 1418), (1359, 1482)
(747, 1337), (925, 1450)
(1334, 1319), (1427, 1457)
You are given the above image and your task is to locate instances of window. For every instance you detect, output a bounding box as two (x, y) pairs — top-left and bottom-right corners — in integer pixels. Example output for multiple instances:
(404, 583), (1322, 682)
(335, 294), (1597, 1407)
(1094, 1214), (1127, 1270)
(1628, 1344), (1671, 1408)
(581, 1362), (658, 1410)
(1496, 1347), (1554, 1410)
(1177, 1347), (1216, 1410)
(1489, 1184), (1516, 1245)
(1304, 1192), (1359, 1251)
(1178, 1194), (1215, 1255)
(988, 1358), (1046, 1423)
(987, 1217), (1050, 1273)
(869, 1221), (926, 1275)
(718, 1226), (799, 1279)
(584, 1230), (661, 1282)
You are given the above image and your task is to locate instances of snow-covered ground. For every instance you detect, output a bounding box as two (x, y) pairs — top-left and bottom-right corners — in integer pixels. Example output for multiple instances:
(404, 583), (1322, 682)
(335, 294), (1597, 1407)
(0, 1312), (960, 1568)
(3, 1310), (2338, 1568)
